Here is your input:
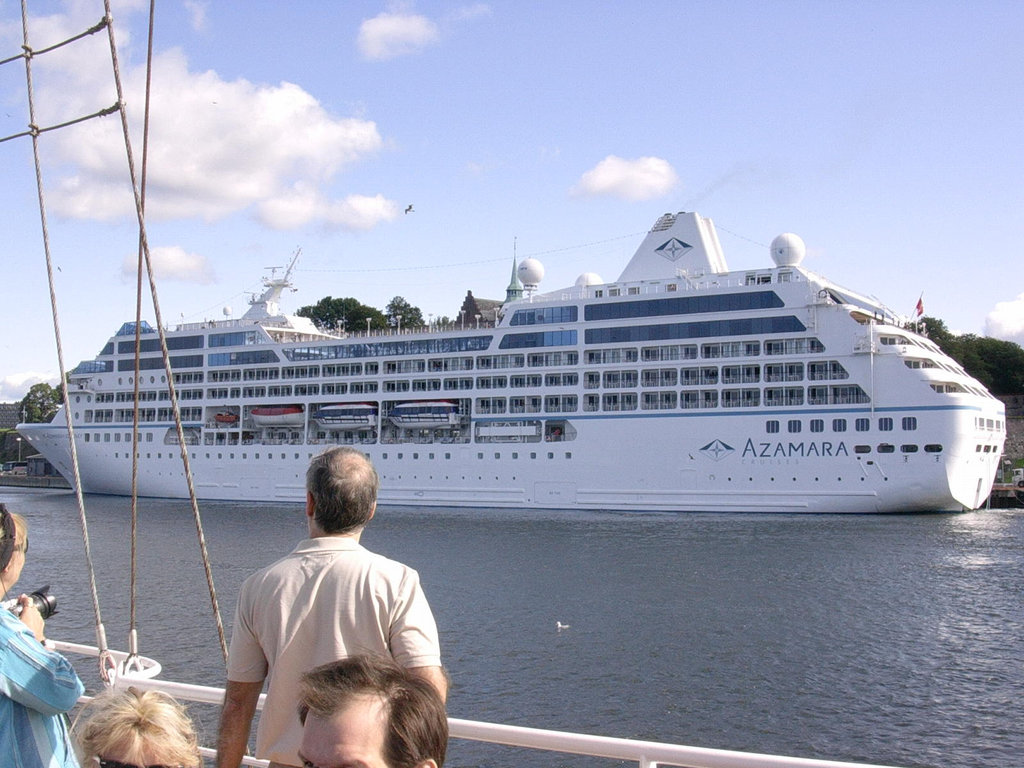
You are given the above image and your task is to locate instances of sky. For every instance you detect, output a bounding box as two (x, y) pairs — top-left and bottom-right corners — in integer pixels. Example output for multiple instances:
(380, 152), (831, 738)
(1, 0), (1023, 402)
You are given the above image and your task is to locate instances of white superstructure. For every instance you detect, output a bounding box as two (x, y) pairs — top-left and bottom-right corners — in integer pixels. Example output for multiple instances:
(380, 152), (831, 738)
(18, 212), (1006, 513)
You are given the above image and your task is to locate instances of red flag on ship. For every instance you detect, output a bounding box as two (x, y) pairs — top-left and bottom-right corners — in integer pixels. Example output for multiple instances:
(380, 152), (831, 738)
(915, 295), (924, 317)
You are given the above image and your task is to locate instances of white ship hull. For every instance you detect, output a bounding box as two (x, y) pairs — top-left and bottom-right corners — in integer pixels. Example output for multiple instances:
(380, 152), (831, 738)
(19, 212), (1005, 514)
(21, 403), (998, 513)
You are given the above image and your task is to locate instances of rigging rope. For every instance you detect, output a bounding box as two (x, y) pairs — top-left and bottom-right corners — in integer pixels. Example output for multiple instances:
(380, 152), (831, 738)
(11, 0), (230, 677)
(17, 0), (116, 682)
(100, 0), (229, 667)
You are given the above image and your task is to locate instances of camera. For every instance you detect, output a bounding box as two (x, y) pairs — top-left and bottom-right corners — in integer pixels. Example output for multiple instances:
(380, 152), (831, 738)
(2, 585), (58, 620)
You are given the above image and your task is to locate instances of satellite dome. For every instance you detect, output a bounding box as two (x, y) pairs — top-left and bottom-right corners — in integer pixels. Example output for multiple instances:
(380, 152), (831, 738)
(223, 306), (233, 317)
(770, 233), (806, 267)
(518, 257), (545, 286)
(575, 272), (604, 287)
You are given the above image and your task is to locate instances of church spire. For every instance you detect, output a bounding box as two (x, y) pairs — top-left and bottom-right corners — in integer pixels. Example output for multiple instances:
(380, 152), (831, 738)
(505, 252), (523, 302)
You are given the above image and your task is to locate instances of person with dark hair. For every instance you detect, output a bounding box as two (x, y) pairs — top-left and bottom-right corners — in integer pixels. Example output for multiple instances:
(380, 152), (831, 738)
(297, 656), (448, 768)
(217, 448), (445, 768)
(0, 504), (84, 768)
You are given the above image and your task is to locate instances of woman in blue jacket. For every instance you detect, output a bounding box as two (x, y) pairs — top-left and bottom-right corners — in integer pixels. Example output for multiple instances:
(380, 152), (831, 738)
(0, 504), (84, 768)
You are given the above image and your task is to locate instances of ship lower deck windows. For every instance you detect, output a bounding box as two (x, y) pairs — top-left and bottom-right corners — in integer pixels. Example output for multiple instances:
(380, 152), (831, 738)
(877, 443), (896, 453)
(833, 418), (847, 432)
(412, 379), (442, 392)
(681, 366), (718, 386)
(601, 393), (638, 411)
(385, 359), (426, 374)
(602, 370), (638, 388)
(544, 373), (578, 387)
(722, 364), (761, 384)
(544, 395), (577, 413)
(475, 398), (506, 414)
(722, 389), (760, 408)
(764, 338), (825, 356)
(924, 444), (943, 453)
(585, 348), (637, 365)
(641, 344), (697, 362)
(878, 418), (894, 431)
(475, 354), (524, 370)
(766, 420), (780, 434)
(642, 392), (677, 410)
(764, 363), (804, 382)
(764, 387), (803, 407)
(810, 419), (825, 433)
(855, 418), (870, 431)
(788, 420), (801, 433)
(527, 351), (579, 367)
(641, 368), (678, 387)
(323, 363), (364, 377)
(509, 374), (542, 388)
(701, 340), (761, 359)
(901, 444), (919, 453)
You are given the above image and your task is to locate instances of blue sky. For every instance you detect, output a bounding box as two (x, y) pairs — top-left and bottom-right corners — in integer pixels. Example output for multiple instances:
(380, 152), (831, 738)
(1, 0), (1022, 401)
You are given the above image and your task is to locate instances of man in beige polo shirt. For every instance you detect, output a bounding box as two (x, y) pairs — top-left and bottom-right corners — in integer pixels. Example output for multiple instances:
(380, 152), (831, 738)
(216, 447), (447, 768)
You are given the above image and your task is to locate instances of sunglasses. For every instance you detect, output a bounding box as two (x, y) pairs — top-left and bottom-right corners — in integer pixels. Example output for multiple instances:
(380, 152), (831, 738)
(95, 758), (181, 768)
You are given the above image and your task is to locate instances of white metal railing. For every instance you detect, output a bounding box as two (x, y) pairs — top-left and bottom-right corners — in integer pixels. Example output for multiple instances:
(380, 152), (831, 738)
(54, 641), (903, 768)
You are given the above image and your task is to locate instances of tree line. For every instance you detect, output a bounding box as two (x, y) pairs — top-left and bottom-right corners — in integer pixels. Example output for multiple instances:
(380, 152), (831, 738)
(920, 317), (1024, 396)
(296, 295), (453, 334)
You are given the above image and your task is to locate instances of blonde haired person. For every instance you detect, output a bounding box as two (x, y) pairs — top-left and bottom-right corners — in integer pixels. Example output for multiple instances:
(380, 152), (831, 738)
(0, 503), (84, 768)
(74, 687), (201, 768)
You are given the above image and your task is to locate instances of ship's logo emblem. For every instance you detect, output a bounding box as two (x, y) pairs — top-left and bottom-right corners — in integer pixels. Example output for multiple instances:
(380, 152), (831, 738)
(700, 439), (734, 461)
(655, 238), (692, 262)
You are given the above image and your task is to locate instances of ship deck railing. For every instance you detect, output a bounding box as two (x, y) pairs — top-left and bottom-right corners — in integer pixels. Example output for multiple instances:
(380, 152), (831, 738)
(54, 640), (902, 768)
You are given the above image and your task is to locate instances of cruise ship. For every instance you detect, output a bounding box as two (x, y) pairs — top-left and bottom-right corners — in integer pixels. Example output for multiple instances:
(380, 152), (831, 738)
(18, 211), (1006, 513)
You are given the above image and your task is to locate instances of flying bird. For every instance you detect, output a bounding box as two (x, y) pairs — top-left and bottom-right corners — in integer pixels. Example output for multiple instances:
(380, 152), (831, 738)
(405, 204), (414, 214)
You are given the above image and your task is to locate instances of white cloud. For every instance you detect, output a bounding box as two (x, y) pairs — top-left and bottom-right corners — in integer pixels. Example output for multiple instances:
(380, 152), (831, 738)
(447, 4), (492, 23)
(121, 246), (214, 284)
(984, 293), (1024, 345)
(184, 1), (209, 33)
(357, 11), (440, 61)
(323, 194), (401, 231)
(1, 373), (59, 404)
(571, 155), (679, 201)
(23, 11), (386, 230)
(258, 185), (400, 231)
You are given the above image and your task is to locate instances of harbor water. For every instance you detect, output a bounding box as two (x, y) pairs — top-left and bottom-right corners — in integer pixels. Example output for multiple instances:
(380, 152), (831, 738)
(2, 487), (1021, 768)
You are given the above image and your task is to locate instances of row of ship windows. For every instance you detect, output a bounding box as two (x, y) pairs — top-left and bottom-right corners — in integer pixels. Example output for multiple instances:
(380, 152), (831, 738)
(89, 363), (854, 402)
(82, 359), (851, 402)
(104, 448), (578, 464)
(80, 386), (871, 424)
(96, 337), (831, 376)
(766, 416), (919, 434)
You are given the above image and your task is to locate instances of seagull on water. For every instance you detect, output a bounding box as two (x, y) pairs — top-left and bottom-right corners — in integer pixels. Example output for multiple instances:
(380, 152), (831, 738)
(556, 621), (570, 631)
